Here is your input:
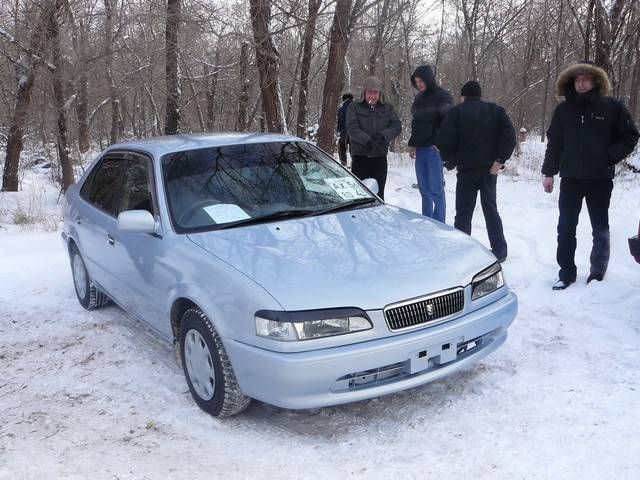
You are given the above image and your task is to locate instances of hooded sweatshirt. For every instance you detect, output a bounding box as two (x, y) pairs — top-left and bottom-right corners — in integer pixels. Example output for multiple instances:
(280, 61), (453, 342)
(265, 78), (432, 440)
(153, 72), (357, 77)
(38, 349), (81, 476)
(408, 65), (454, 147)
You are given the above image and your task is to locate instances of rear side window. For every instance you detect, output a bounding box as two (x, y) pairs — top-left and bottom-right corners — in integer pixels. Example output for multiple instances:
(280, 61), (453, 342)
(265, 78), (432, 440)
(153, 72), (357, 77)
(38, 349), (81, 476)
(119, 158), (154, 215)
(84, 158), (125, 215)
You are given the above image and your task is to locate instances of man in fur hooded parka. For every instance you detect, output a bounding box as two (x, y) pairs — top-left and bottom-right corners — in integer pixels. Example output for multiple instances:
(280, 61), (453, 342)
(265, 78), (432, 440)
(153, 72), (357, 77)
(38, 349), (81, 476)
(542, 62), (639, 290)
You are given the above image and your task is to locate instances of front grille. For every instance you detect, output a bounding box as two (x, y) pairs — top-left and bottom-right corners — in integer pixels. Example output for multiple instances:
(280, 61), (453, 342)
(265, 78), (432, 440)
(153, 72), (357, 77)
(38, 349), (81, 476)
(384, 288), (464, 331)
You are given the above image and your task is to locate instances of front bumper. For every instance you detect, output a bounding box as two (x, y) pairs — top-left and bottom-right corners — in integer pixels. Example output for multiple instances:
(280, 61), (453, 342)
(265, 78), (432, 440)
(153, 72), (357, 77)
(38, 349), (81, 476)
(225, 290), (517, 409)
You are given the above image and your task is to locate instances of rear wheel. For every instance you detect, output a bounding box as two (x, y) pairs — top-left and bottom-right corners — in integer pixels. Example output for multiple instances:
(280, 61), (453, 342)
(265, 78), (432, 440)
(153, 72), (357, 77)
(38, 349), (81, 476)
(180, 308), (250, 417)
(70, 246), (110, 310)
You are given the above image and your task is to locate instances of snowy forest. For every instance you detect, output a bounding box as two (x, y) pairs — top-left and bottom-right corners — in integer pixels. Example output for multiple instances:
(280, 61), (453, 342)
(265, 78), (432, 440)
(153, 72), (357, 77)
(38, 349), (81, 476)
(1, 0), (640, 193)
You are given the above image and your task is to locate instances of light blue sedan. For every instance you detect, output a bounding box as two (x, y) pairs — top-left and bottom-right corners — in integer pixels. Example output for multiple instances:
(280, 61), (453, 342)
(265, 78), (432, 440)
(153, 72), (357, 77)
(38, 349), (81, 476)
(62, 133), (517, 417)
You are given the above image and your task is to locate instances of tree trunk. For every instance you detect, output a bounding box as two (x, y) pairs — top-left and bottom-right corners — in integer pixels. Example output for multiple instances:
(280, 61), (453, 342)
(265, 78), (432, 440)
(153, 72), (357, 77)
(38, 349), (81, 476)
(540, 60), (551, 142)
(236, 42), (250, 131)
(296, 0), (321, 138)
(368, 0), (391, 75)
(317, 0), (353, 153)
(48, 0), (74, 191)
(629, 46), (640, 119)
(249, 0), (284, 133)
(164, 0), (181, 134)
(2, 0), (56, 192)
(104, 0), (121, 144)
(64, 2), (90, 153)
(75, 47), (90, 152)
(285, 42), (302, 130)
(206, 47), (221, 131)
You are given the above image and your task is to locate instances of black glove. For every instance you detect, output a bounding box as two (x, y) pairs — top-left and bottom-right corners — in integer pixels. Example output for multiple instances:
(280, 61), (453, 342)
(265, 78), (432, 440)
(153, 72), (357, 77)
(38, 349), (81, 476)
(372, 133), (386, 147)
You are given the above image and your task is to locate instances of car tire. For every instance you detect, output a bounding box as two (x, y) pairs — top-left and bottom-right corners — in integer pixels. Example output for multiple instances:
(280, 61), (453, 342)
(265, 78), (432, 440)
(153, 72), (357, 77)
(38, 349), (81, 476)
(70, 246), (111, 310)
(180, 307), (250, 417)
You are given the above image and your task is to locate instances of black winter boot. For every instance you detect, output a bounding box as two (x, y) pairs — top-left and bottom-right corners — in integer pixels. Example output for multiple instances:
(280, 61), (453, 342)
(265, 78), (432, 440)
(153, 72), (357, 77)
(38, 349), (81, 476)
(587, 272), (604, 283)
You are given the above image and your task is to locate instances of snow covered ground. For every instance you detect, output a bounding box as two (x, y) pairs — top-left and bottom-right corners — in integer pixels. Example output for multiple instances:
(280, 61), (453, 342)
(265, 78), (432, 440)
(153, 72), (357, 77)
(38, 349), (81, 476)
(1, 147), (640, 479)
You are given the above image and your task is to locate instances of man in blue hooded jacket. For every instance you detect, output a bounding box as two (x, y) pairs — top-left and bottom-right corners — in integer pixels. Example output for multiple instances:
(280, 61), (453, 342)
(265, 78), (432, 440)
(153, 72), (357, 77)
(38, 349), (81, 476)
(408, 65), (453, 222)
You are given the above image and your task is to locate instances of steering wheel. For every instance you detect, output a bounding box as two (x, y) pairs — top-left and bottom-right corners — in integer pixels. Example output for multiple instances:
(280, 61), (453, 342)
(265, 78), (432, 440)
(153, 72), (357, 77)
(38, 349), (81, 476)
(177, 199), (220, 226)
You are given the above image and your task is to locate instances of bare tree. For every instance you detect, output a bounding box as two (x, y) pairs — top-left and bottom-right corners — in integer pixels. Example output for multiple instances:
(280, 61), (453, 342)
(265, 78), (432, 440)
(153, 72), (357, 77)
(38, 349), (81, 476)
(317, 0), (358, 153)
(368, 0), (391, 74)
(48, 0), (74, 191)
(295, 0), (322, 137)
(104, 0), (122, 144)
(236, 42), (250, 131)
(206, 47), (221, 131)
(1, 0), (56, 192)
(249, 0), (285, 133)
(165, 0), (181, 134)
(63, 0), (90, 153)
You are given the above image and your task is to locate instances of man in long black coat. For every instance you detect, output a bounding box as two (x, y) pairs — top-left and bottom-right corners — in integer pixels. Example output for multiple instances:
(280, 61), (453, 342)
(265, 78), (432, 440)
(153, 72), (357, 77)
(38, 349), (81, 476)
(542, 62), (639, 290)
(436, 81), (516, 262)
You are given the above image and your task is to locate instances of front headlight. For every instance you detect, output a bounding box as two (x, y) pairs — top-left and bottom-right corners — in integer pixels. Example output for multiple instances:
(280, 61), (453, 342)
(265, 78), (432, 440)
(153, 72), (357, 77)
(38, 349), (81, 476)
(255, 308), (372, 341)
(471, 262), (504, 300)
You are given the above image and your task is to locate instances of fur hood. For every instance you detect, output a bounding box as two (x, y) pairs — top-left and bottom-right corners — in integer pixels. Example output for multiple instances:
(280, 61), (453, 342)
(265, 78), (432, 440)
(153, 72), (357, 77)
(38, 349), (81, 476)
(556, 63), (612, 97)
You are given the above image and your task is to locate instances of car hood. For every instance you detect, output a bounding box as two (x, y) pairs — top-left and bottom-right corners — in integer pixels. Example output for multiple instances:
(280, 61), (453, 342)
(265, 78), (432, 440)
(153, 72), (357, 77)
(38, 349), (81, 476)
(187, 205), (496, 311)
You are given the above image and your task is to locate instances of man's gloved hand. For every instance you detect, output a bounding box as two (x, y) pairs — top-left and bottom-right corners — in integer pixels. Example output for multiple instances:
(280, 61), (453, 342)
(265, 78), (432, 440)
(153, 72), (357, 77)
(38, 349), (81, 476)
(372, 133), (386, 148)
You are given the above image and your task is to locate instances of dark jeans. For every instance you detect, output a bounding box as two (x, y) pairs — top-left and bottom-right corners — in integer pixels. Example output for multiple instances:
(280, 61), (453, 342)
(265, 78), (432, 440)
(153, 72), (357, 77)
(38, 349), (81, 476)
(338, 134), (349, 166)
(557, 177), (613, 282)
(351, 155), (387, 200)
(454, 171), (507, 258)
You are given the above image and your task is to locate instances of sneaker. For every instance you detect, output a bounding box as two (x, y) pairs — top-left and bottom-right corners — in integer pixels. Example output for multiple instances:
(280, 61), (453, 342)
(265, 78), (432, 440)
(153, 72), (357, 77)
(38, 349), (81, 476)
(552, 279), (574, 290)
(587, 272), (604, 283)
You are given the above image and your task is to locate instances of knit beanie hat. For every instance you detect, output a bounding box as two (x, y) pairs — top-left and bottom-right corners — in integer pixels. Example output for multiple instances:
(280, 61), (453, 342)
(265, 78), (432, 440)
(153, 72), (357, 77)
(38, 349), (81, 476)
(461, 80), (482, 97)
(364, 76), (383, 92)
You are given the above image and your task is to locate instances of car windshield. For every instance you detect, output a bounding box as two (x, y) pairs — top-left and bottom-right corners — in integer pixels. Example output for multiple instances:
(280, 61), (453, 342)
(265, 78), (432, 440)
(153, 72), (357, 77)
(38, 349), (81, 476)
(162, 141), (378, 232)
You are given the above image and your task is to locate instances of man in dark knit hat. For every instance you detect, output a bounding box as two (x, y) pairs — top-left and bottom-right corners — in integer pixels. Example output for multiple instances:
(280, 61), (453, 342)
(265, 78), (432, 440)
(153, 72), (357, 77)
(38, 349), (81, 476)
(435, 80), (516, 263)
(542, 62), (639, 290)
(346, 76), (401, 200)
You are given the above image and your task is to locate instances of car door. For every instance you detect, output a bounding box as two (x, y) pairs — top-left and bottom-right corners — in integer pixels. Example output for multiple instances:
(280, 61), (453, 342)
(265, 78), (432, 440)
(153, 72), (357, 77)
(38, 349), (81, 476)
(74, 154), (126, 296)
(108, 152), (174, 338)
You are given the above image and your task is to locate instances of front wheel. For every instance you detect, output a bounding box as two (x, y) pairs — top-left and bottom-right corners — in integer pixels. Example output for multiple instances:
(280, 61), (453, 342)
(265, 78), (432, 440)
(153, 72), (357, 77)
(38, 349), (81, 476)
(180, 308), (250, 417)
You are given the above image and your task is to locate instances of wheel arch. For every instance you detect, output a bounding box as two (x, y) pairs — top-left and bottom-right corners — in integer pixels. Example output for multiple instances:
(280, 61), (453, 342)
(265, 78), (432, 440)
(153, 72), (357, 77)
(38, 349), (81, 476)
(170, 297), (200, 344)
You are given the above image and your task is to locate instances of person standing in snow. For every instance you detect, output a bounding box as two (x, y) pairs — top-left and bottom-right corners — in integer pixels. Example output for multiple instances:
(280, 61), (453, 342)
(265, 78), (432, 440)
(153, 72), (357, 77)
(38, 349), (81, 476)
(542, 62), (639, 290)
(337, 93), (354, 167)
(408, 65), (453, 222)
(435, 80), (516, 263)
(346, 76), (401, 200)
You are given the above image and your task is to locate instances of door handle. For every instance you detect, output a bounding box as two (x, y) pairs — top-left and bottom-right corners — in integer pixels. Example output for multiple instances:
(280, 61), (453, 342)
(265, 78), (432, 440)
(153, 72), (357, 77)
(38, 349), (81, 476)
(107, 234), (115, 246)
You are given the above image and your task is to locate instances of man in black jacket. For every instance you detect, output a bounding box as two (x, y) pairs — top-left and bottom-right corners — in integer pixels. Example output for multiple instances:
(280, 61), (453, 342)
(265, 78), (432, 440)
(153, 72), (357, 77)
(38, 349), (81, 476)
(337, 93), (353, 167)
(408, 65), (453, 222)
(346, 76), (402, 200)
(542, 62), (639, 290)
(436, 81), (516, 262)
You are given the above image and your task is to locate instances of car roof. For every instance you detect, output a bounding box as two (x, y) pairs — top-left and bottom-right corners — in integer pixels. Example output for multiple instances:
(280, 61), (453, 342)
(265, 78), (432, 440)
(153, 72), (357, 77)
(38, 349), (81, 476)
(105, 132), (304, 158)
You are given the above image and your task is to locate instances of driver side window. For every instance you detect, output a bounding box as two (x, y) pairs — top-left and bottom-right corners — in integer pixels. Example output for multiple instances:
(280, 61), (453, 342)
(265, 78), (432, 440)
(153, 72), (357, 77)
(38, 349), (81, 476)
(118, 155), (155, 215)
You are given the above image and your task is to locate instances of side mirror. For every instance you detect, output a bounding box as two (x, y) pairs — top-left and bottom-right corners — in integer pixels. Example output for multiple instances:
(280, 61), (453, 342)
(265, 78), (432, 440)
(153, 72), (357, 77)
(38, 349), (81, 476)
(118, 210), (156, 234)
(361, 178), (379, 195)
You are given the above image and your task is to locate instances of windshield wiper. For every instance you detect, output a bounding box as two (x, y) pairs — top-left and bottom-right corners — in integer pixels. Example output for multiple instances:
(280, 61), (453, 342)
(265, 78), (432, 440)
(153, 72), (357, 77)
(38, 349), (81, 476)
(307, 197), (379, 217)
(217, 208), (315, 229)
